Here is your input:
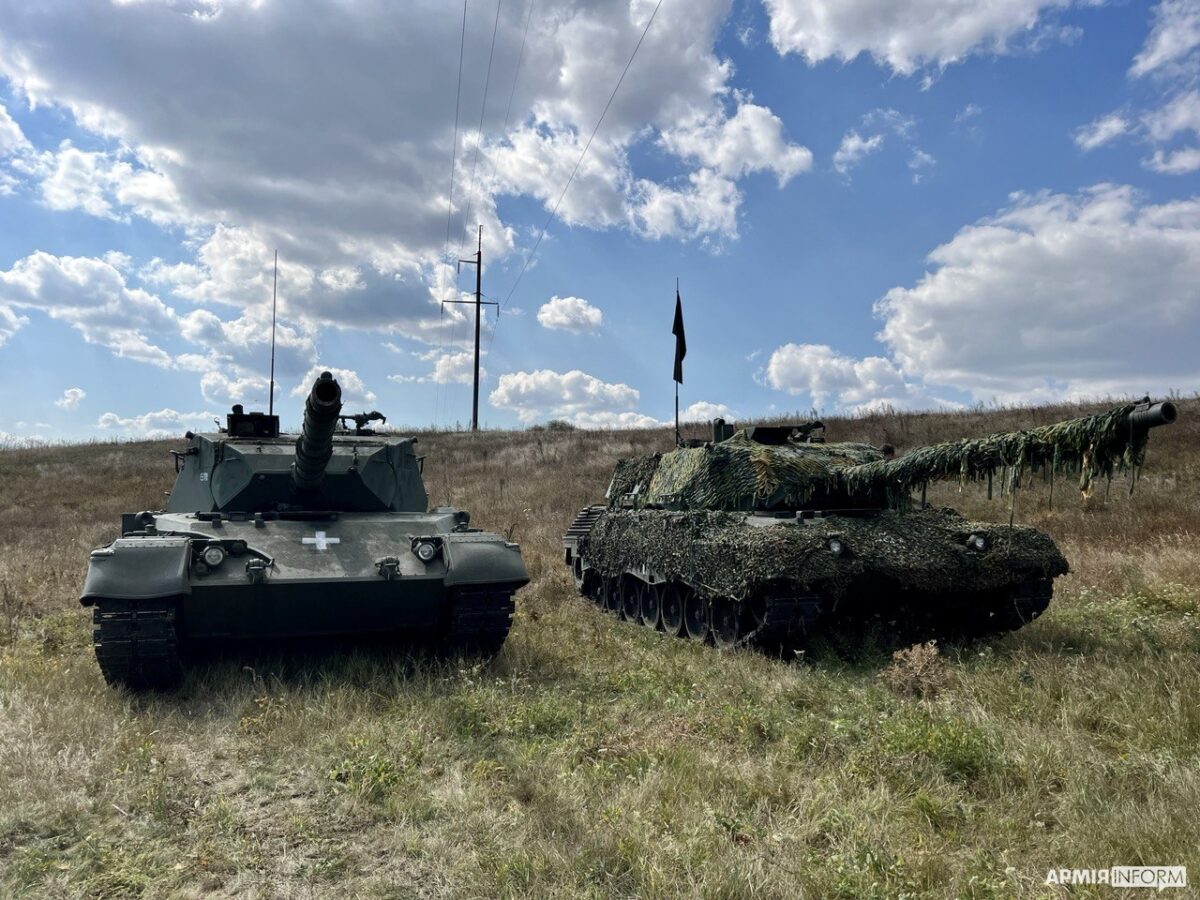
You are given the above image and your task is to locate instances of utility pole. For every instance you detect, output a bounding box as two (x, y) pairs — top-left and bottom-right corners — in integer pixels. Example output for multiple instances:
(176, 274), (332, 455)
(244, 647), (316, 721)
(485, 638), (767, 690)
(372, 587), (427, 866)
(447, 225), (497, 431)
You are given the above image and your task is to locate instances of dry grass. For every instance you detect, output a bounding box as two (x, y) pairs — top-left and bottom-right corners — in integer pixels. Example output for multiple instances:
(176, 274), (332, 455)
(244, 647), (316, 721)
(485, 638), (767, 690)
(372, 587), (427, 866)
(0, 398), (1198, 898)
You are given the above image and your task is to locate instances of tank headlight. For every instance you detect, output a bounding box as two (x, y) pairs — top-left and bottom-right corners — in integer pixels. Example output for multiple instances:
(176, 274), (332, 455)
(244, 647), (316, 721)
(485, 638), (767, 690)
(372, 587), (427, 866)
(968, 534), (987, 551)
(414, 540), (440, 563)
(202, 545), (227, 567)
(828, 538), (845, 556)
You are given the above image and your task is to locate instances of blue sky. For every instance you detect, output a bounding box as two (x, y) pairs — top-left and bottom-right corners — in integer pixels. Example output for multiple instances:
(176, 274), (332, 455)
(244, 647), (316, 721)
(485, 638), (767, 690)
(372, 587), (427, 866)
(1, 0), (1199, 440)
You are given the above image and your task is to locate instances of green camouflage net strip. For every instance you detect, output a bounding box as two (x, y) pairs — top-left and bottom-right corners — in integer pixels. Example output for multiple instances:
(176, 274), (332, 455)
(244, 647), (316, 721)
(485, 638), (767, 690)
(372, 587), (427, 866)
(628, 432), (881, 511)
(842, 403), (1145, 504)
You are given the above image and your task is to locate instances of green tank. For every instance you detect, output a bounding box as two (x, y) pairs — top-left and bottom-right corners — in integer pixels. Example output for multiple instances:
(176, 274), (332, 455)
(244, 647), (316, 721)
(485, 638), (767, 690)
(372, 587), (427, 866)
(564, 399), (1177, 650)
(82, 371), (529, 689)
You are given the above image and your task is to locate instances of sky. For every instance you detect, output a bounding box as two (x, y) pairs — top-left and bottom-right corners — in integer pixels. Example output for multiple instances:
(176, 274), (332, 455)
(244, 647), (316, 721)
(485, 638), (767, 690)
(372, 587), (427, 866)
(1, 0), (1199, 440)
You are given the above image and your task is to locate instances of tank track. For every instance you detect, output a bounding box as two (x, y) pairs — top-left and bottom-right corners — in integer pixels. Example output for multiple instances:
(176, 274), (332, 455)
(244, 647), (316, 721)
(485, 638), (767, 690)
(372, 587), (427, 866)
(92, 597), (184, 690)
(442, 588), (516, 657)
(742, 594), (822, 652)
(583, 568), (820, 653)
(976, 577), (1053, 636)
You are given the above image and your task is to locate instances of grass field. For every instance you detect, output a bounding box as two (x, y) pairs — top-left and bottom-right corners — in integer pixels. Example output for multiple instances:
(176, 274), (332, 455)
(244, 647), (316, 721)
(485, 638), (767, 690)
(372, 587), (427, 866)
(1, 399), (1197, 899)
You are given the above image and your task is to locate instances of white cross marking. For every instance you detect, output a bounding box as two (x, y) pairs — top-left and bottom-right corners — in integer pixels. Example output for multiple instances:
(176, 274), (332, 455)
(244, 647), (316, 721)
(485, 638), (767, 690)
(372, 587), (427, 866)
(302, 530), (340, 551)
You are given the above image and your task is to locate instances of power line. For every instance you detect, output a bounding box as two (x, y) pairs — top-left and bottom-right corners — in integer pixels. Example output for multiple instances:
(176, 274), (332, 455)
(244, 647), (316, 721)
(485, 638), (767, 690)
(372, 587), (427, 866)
(479, 0), (534, 373)
(481, 0), (534, 212)
(499, 0), (663, 311)
(436, 0), (469, 428)
(442, 0), (469, 264)
(457, 0), (504, 261)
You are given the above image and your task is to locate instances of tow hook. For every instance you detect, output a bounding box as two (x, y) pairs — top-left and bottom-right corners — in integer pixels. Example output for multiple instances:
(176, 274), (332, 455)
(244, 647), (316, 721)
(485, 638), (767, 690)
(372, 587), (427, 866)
(376, 556), (401, 581)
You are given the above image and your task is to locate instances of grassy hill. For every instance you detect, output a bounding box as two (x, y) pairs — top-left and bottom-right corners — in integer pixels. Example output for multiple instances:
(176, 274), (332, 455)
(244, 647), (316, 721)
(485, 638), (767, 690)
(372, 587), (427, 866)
(1, 399), (1197, 898)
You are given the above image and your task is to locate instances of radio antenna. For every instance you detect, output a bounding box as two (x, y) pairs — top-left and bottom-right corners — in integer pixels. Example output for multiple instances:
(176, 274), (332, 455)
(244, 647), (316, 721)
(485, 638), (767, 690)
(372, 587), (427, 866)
(268, 250), (278, 416)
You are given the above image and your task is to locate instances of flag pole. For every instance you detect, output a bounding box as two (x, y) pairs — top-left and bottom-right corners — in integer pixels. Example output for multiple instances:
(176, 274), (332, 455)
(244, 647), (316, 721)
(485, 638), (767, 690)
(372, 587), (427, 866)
(674, 276), (680, 446)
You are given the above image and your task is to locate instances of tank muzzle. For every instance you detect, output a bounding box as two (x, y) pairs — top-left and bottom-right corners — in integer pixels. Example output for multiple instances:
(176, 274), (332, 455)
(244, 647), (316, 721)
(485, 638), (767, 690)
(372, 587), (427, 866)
(1128, 400), (1177, 431)
(292, 371), (343, 491)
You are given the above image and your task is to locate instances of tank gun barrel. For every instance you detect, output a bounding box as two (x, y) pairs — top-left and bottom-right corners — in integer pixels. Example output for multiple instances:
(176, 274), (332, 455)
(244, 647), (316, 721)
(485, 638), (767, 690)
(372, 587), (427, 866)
(842, 398), (1180, 501)
(292, 371), (343, 491)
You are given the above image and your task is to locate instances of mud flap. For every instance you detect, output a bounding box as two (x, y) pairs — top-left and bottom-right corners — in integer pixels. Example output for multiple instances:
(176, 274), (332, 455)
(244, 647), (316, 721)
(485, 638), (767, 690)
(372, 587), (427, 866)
(81, 536), (191, 605)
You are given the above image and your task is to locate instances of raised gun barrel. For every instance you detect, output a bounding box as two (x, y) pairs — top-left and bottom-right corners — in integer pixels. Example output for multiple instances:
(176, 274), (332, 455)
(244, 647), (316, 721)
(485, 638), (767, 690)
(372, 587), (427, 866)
(292, 371), (343, 491)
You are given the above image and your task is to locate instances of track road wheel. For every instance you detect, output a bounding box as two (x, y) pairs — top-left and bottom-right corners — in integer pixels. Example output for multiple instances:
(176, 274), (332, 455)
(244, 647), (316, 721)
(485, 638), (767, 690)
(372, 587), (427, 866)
(660, 583), (685, 636)
(620, 578), (640, 622)
(639, 582), (662, 629)
(711, 597), (741, 649)
(683, 590), (709, 642)
(92, 597), (183, 691)
(575, 564), (601, 604)
(603, 577), (621, 614)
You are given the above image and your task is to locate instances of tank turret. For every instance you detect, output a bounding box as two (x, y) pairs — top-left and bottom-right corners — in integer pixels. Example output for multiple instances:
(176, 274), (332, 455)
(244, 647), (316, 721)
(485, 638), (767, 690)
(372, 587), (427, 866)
(564, 398), (1179, 652)
(292, 370), (343, 491)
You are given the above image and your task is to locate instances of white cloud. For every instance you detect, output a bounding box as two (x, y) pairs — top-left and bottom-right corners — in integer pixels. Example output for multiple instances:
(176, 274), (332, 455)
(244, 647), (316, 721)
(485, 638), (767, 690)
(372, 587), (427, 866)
(832, 110), (929, 179)
(833, 132), (884, 176)
(55, 387), (86, 410)
(908, 149), (937, 183)
(176, 305), (315, 413)
(199, 371), (272, 408)
(0, 101), (30, 155)
(1146, 146), (1200, 173)
(1143, 90), (1200, 142)
(571, 411), (664, 429)
(1074, 113), (1129, 150)
(765, 344), (913, 410)
(762, 0), (1077, 76)
(536, 295), (603, 333)
(659, 102), (813, 185)
(290, 365), (376, 408)
(389, 350), (482, 385)
(680, 400), (736, 421)
(97, 408), (217, 438)
(0, 0), (804, 387)
(876, 185), (1200, 401)
(1118, 5), (1200, 176)
(489, 369), (640, 423)
(954, 103), (983, 123)
(39, 142), (120, 218)
(0, 304), (28, 347)
(1130, 0), (1200, 79)
(631, 168), (741, 242)
(760, 185), (1200, 410)
(0, 252), (175, 365)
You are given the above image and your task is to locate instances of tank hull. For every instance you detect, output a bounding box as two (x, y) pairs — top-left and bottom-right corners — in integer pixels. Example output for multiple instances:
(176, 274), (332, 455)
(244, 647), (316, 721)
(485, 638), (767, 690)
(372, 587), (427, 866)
(83, 510), (528, 688)
(564, 506), (1068, 649)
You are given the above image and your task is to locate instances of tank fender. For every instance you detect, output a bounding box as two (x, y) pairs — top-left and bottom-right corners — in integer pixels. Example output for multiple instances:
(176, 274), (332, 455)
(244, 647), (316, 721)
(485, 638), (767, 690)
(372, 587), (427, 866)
(442, 534), (530, 588)
(81, 536), (192, 605)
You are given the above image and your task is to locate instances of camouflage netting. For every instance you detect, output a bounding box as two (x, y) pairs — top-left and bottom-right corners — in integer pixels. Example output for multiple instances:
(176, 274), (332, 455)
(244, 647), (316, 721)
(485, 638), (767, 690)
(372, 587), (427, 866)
(842, 403), (1147, 505)
(609, 431), (882, 510)
(581, 507), (1069, 603)
(606, 453), (663, 502)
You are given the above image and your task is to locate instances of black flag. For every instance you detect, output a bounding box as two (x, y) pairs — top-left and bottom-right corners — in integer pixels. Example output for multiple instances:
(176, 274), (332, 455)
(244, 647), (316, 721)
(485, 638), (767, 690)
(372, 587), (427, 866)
(672, 290), (686, 384)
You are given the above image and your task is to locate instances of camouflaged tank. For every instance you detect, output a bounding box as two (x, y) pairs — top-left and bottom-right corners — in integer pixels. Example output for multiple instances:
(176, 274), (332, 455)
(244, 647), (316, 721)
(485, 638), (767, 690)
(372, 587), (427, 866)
(82, 371), (529, 689)
(563, 399), (1177, 650)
